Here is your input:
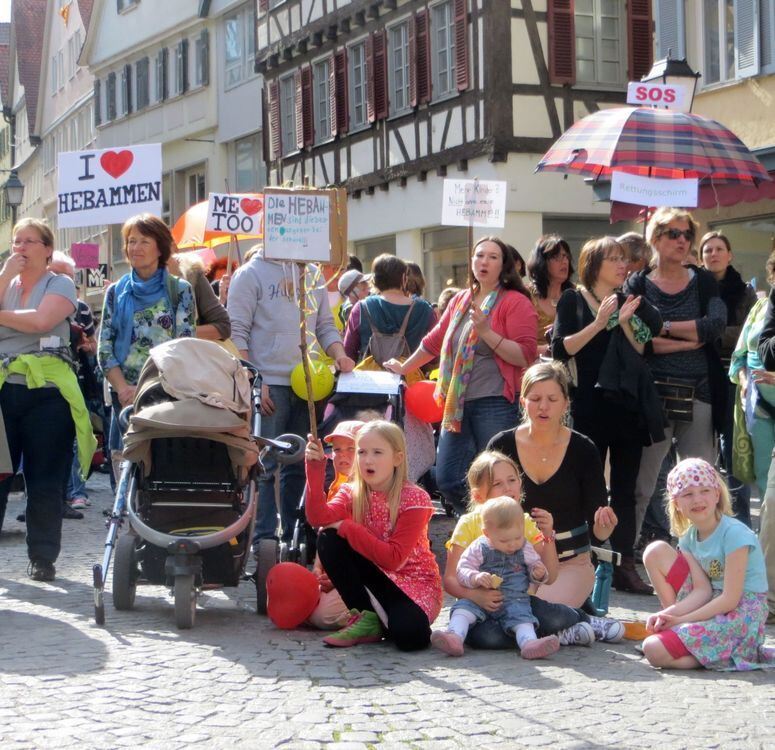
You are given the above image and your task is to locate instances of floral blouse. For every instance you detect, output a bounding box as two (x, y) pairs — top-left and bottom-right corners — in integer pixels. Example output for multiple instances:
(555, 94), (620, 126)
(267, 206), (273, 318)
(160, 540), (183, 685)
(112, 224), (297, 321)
(98, 279), (196, 386)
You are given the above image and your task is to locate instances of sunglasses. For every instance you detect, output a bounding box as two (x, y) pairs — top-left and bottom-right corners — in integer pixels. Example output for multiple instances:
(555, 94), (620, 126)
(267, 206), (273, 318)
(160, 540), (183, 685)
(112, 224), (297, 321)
(662, 228), (695, 242)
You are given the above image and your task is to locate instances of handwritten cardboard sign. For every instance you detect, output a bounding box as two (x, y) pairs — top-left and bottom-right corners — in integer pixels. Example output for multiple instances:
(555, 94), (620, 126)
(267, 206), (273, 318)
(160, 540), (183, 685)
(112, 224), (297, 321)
(263, 187), (347, 265)
(205, 192), (264, 236)
(57, 144), (162, 228)
(611, 172), (699, 208)
(441, 179), (507, 228)
(70, 242), (100, 269)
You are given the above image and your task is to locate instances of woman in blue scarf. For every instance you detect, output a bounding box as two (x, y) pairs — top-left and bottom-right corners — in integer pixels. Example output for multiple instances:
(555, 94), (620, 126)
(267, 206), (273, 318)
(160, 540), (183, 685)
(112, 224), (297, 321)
(98, 214), (195, 470)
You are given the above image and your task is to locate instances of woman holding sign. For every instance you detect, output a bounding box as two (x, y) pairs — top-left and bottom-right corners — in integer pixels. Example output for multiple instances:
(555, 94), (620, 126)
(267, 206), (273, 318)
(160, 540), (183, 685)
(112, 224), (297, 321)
(0, 218), (94, 582)
(98, 214), (195, 474)
(385, 236), (537, 514)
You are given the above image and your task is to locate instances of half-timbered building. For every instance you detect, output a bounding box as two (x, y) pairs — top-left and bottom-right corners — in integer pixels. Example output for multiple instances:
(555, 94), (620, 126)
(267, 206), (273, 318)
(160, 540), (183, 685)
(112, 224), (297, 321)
(256, 0), (653, 296)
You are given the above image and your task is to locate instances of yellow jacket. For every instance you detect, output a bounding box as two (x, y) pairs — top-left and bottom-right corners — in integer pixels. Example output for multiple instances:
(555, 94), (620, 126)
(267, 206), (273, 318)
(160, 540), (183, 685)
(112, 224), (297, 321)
(0, 354), (97, 478)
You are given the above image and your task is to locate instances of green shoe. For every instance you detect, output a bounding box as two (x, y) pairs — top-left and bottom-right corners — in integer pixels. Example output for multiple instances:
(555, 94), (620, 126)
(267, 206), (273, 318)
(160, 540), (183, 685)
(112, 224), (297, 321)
(322, 609), (383, 648)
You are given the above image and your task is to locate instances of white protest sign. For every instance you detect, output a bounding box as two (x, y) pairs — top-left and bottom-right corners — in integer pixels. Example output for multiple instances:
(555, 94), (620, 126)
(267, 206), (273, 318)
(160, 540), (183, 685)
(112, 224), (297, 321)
(441, 179), (507, 228)
(205, 192), (264, 235)
(264, 189), (331, 262)
(611, 172), (699, 208)
(626, 81), (691, 113)
(57, 144), (162, 228)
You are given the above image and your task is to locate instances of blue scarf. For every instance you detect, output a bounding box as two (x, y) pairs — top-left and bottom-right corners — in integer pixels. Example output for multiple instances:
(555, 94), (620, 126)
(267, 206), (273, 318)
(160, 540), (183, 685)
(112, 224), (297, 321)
(113, 268), (171, 364)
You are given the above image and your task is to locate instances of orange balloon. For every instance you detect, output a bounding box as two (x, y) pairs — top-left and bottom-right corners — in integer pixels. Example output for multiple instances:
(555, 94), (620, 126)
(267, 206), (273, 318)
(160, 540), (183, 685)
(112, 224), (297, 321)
(405, 380), (444, 423)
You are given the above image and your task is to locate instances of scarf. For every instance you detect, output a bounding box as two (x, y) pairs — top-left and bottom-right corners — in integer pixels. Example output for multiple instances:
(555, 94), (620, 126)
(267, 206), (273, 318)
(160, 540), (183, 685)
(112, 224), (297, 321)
(113, 268), (170, 364)
(435, 288), (500, 433)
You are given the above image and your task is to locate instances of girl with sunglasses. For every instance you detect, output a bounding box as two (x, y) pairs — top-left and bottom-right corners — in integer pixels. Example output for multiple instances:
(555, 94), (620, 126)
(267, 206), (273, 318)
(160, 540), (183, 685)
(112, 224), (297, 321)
(623, 208), (727, 549)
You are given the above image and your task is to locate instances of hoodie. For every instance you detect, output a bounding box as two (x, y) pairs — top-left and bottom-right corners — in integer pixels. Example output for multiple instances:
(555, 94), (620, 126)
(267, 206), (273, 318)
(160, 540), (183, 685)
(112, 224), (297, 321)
(227, 254), (342, 386)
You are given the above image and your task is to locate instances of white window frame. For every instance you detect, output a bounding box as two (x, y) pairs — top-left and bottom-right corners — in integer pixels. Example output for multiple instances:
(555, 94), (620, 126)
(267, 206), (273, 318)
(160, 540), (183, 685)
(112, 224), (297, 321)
(574, 0), (626, 88)
(388, 21), (411, 116)
(313, 58), (331, 144)
(431, 0), (456, 100)
(224, 5), (257, 91)
(224, 13), (244, 89)
(186, 167), (207, 206)
(348, 40), (368, 131)
(280, 73), (297, 156)
(234, 133), (264, 193)
(703, 0), (737, 84)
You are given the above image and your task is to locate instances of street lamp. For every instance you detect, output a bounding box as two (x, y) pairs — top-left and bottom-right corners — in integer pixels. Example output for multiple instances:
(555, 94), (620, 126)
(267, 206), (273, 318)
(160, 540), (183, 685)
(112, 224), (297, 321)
(640, 52), (702, 113)
(1, 169), (24, 225)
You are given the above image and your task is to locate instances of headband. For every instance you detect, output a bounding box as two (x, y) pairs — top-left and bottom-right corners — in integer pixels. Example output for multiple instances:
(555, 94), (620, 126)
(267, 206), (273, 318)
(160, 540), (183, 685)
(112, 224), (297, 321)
(666, 458), (720, 498)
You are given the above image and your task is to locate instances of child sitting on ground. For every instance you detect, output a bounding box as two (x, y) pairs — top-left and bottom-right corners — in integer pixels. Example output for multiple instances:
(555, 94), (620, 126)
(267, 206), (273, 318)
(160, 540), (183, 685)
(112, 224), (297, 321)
(432, 496), (561, 659)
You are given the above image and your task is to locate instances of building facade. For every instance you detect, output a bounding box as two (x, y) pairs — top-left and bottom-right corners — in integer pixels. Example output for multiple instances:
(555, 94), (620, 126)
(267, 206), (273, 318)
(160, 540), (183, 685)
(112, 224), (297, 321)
(256, 0), (653, 297)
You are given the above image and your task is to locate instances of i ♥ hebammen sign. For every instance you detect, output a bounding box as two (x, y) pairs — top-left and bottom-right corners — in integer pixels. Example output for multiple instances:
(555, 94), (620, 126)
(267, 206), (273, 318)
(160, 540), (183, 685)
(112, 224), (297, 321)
(57, 144), (162, 228)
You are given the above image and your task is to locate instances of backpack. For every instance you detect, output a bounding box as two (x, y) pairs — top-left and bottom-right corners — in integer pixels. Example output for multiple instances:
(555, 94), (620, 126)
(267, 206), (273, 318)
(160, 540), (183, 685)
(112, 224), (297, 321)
(360, 299), (415, 367)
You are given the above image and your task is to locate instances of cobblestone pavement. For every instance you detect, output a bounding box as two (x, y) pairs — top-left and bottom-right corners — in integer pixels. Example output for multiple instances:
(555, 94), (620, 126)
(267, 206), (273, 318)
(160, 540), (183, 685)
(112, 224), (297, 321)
(1, 473), (773, 750)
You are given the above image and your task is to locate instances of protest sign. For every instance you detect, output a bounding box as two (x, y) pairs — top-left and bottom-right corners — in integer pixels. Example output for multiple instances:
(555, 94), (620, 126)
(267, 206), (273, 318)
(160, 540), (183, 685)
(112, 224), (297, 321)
(263, 187), (346, 265)
(71, 243), (100, 269)
(57, 144), (162, 228)
(611, 172), (699, 208)
(205, 193), (264, 236)
(441, 179), (507, 228)
(86, 264), (109, 289)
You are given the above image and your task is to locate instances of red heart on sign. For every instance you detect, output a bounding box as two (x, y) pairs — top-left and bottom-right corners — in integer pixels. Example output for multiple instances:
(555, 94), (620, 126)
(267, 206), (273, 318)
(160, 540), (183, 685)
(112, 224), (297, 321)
(100, 150), (134, 179)
(240, 198), (263, 216)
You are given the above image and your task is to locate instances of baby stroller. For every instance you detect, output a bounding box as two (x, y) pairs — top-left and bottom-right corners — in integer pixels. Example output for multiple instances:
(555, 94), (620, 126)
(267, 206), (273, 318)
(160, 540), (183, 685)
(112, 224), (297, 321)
(92, 338), (304, 629)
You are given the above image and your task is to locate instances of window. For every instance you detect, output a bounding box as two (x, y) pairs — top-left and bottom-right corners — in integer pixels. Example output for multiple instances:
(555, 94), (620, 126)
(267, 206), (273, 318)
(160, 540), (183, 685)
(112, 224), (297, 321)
(388, 22), (410, 114)
(107, 72), (117, 120)
(155, 48), (168, 101)
(117, 0), (139, 12)
(136, 58), (150, 109)
(187, 169), (206, 206)
(94, 79), (102, 126)
(431, 1), (456, 98)
(224, 6), (256, 89)
(280, 74), (296, 155)
(50, 55), (58, 95)
(235, 133), (263, 192)
(313, 59), (331, 142)
(175, 39), (189, 95)
(58, 50), (65, 89)
(68, 31), (81, 79)
(349, 42), (367, 129)
(195, 30), (210, 87)
(121, 64), (132, 115)
(575, 0), (625, 85)
(43, 137), (55, 174)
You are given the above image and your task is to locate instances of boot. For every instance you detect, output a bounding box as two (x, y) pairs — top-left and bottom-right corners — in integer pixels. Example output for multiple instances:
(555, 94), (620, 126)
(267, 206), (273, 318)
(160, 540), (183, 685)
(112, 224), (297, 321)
(612, 557), (653, 594)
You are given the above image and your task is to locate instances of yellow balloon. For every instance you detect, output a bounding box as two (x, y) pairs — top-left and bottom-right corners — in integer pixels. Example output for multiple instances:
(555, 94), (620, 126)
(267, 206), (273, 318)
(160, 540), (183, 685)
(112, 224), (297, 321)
(290, 359), (335, 401)
(428, 368), (440, 381)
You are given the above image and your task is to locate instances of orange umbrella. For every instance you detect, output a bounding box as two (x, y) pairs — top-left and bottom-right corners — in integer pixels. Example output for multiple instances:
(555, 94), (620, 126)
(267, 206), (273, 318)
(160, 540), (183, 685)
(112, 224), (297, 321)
(171, 198), (263, 249)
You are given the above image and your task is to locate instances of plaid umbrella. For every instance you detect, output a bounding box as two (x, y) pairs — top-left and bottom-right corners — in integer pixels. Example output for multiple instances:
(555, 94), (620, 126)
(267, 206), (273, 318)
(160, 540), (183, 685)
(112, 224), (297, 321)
(536, 106), (771, 183)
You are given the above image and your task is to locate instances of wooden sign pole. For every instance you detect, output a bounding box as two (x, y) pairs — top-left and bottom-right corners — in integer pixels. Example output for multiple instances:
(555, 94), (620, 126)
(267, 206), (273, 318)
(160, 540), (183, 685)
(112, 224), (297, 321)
(297, 261), (318, 440)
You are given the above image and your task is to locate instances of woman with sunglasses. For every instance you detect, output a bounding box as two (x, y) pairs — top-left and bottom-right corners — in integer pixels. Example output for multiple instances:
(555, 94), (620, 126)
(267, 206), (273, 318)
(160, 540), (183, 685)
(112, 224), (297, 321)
(623, 207), (727, 545)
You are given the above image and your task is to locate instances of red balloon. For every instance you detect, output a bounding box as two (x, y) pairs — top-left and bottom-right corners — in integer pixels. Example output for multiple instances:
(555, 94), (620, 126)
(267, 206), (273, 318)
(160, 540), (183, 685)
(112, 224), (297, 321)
(266, 562), (320, 629)
(405, 380), (444, 423)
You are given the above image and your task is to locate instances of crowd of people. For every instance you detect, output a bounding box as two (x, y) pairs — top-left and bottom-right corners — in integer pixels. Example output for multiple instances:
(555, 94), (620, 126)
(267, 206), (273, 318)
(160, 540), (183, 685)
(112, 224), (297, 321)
(0, 205), (773, 673)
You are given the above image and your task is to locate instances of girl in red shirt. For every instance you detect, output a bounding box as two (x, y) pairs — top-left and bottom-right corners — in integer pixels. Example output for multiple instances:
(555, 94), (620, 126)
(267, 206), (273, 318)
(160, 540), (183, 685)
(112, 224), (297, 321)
(305, 420), (442, 650)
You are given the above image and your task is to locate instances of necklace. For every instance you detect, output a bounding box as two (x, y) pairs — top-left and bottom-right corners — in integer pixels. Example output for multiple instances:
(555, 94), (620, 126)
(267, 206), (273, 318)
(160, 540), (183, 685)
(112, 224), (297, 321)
(549, 297), (560, 308)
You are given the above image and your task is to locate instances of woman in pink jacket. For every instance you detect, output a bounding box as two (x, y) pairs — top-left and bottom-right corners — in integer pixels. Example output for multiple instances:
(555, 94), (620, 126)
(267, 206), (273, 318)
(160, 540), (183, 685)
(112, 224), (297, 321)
(385, 236), (538, 514)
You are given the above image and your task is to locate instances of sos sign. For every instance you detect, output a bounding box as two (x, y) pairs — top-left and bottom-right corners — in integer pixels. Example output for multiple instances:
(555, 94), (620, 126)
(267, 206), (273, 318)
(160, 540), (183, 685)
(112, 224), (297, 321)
(626, 81), (690, 112)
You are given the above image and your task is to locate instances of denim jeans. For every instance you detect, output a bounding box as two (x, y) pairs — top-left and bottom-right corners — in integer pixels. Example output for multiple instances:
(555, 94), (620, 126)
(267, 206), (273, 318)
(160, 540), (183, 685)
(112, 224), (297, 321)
(253, 385), (310, 543)
(66, 439), (88, 501)
(0, 383), (75, 562)
(435, 396), (520, 514)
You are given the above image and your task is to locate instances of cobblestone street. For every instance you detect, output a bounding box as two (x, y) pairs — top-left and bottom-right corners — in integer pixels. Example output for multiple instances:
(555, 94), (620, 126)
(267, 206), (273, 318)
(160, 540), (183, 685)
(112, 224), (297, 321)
(1, 474), (773, 750)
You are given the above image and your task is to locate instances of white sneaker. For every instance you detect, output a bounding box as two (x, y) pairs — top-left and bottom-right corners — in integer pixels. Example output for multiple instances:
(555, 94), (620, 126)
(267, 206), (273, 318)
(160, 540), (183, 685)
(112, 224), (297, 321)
(587, 616), (625, 643)
(558, 621), (595, 646)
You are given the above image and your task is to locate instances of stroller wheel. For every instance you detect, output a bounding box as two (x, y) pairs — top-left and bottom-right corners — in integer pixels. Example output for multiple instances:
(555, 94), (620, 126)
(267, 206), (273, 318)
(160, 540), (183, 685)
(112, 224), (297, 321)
(254, 539), (278, 615)
(298, 543), (308, 567)
(113, 533), (138, 611)
(174, 574), (197, 629)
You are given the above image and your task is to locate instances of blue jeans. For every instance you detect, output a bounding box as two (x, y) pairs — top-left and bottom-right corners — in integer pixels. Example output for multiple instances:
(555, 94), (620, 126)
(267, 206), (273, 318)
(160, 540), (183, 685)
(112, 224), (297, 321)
(253, 385), (310, 543)
(435, 396), (519, 514)
(66, 439), (88, 501)
(0, 383), (75, 562)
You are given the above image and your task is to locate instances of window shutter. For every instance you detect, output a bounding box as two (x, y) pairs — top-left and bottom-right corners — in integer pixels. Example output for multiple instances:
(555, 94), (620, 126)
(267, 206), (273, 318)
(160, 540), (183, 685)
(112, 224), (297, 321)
(295, 69), (304, 149)
(161, 48), (169, 99)
(200, 29), (210, 86)
(123, 63), (133, 114)
(735, 0), (760, 78)
(332, 50), (348, 137)
(94, 79), (101, 126)
(366, 34), (375, 122)
(107, 72), (117, 120)
(415, 10), (431, 105)
(409, 16), (417, 107)
(178, 38), (189, 94)
(454, 0), (469, 91)
(259, 0), (268, 11)
(627, 0), (653, 81)
(548, 0), (575, 85)
(268, 80), (280, 159)
(372, 30), (388, 120)
(762, 1), (775, 69)
(654, 0), (685, 59)
(302, 65), (314, 148)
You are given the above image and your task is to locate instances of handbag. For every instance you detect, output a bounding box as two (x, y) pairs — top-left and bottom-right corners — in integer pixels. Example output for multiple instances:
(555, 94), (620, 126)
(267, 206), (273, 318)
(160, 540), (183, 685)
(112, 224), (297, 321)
(653, 376), (695, 422)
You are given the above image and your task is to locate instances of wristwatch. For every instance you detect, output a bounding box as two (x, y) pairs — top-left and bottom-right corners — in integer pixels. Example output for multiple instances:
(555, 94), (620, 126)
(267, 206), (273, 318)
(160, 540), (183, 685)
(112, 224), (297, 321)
(663, 320), (672, 338)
